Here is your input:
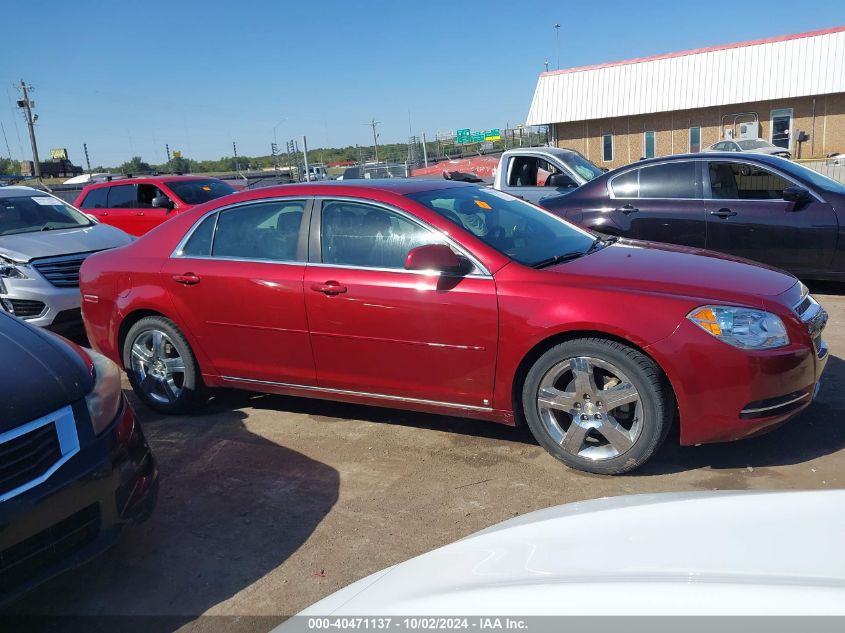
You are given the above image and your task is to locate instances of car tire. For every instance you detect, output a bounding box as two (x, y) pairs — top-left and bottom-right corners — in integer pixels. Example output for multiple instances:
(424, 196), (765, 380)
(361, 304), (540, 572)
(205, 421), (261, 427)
(521, 337), (672, 475)
(123, 316), (207, 414)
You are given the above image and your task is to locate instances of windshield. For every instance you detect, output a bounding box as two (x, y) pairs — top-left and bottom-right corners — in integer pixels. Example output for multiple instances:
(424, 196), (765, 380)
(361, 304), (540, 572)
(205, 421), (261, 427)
(559, 152), (605, 182)
(406, 186), (596, 266)
(737, 139), (774, 150)
(785, 161), (845, 195)
(165, 179), (236, 204)
(0, 195), (94, 236)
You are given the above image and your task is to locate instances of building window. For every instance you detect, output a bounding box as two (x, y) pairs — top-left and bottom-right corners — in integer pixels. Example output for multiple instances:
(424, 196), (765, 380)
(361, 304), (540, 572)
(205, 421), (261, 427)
(643, 131), (656, 159)
(689, 127), (701, 153)
(602, 134), (613, 162)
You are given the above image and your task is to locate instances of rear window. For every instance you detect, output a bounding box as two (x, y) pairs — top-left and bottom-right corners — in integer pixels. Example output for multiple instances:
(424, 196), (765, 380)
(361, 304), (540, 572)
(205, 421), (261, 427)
(165, 180), (236, 204)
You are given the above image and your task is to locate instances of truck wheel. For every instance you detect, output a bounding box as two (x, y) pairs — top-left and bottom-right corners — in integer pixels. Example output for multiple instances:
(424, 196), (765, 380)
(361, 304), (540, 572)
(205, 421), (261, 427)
(123, 316), (207, 414)
(522, 337), (672, 475)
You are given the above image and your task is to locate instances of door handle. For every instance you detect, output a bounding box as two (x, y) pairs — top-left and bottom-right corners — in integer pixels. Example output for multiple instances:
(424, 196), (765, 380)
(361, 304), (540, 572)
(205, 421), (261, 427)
(615, 204), (639, 214)
(172, 273), (201, 285)
(311, 281), (347, 295)
(710, 208), (738, 218)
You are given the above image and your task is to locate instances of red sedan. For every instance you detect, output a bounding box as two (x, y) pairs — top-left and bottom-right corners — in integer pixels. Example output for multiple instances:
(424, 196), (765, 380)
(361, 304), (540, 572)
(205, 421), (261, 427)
(79, 180), (829, 474)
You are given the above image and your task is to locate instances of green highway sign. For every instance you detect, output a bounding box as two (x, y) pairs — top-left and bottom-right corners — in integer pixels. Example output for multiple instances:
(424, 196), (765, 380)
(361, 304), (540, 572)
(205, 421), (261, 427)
(484, 129), (501, 141)
(456, 128), (471, 144)
(471, 131), (485, 143)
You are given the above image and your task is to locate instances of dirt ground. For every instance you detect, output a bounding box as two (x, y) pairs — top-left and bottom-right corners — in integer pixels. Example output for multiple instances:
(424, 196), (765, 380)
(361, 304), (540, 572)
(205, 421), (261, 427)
(6, 284), (845, 629)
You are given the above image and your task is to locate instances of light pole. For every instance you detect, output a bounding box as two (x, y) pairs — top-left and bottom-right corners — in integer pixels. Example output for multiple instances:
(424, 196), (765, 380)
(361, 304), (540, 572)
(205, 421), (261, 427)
(544, 60), (549, 72)
(553, 23), (560, 70)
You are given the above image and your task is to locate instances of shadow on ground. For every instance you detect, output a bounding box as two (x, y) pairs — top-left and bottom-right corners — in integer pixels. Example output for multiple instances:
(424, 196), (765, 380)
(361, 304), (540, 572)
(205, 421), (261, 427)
(4, 397), (339, 631)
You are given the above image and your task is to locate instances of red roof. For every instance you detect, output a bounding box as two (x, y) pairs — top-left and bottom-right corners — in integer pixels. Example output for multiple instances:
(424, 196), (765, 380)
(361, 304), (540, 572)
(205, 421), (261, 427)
(540, 25), (845, 77)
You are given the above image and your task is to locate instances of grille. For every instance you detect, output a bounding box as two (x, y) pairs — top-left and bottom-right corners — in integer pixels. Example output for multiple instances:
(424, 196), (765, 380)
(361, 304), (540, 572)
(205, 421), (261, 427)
(1, 299), (45, 318)
(0, 504), (101, 593)
(31, 252), (95, 288)
(0, 423), (62, 498)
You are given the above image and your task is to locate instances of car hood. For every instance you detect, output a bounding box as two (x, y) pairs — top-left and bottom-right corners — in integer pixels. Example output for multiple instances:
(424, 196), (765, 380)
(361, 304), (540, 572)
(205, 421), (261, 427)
(292, 490), (845, 617)
(546, 239), (797, 304)
(0, 313), (93, 432)
(0, 223), (132, 263)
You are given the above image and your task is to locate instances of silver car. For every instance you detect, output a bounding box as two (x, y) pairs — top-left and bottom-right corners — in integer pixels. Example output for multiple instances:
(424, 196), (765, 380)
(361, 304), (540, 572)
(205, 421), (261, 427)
(0, 186), (132, 332)
(705, 138), (792, 159)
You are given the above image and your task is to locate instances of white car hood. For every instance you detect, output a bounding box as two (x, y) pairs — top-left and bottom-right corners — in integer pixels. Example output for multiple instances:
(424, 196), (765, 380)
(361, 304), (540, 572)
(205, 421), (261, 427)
(0, 222), (131, 263)
(296, 491), (845, 617)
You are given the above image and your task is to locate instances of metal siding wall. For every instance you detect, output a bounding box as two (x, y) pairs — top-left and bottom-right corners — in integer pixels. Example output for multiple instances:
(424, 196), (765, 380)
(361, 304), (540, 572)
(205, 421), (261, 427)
(526, 30), (845, 125)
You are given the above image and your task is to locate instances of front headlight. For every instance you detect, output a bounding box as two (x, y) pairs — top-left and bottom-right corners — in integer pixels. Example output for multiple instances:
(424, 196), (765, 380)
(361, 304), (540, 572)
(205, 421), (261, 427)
(0, 263), (27, 279)
(687, 306), (789, 350)
(85, 348), (123, 435)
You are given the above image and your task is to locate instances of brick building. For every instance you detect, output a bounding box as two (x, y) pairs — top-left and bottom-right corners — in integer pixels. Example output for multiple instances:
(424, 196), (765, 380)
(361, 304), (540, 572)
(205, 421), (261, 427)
(526, 26), (845, 169)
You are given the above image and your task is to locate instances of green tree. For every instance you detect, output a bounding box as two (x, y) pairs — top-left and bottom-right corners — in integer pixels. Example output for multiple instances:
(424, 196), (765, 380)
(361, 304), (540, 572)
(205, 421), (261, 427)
(168, 156), (192, 174)
(118, 156), (153, 175)
(0, 157), (19, 175)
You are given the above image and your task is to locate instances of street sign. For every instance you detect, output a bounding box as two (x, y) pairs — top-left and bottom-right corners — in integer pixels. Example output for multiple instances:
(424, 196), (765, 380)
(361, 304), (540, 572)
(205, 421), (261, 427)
(484, 129), (501, 141)
(471, 131), (484, 143)
(173, 150), (182, 158)
(456, 128), (471, 144)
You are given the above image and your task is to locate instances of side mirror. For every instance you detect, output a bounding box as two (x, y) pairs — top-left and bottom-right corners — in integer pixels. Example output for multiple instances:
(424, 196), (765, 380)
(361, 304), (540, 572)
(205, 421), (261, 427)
(783, 186), (811, 209)
(152, 195), (174, 210)
(405, 244), (468, 274)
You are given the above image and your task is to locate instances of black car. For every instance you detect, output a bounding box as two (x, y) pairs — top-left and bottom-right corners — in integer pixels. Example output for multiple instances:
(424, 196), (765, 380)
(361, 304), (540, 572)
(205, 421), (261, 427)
(540, 152), (845, 281)
(0, 311), (157, 605)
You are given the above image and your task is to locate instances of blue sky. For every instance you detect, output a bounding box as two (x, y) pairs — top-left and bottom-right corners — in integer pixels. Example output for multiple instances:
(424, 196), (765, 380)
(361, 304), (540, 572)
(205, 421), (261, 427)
(2, 0), (843, 165)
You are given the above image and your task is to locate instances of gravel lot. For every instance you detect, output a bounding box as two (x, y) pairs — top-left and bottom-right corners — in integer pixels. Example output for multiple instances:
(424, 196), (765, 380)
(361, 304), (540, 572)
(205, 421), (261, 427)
(6, 283), (845, 630)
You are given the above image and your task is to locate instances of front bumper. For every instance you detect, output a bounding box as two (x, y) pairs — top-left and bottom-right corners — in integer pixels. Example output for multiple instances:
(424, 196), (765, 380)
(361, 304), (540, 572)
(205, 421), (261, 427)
(0, 275), (82, 330)
(647, 317), (828, 446)
(0, 397), (158, 606)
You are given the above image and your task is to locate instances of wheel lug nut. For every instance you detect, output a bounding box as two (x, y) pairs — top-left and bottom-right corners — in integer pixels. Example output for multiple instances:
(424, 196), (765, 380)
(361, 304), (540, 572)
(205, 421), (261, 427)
(584, 394), (591, 400)
(574, 402), (581, 409)
(596, 413), (602, 420)
(596, 401), (602, 408)
(580, 414), (588, 420)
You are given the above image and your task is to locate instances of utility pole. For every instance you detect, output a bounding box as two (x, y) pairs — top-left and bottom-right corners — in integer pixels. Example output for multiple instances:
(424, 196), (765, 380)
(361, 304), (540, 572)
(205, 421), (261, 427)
(83, 143), (92, 174)
(368, 119), (380, 163)
(15, 80), (41, 181)
(302, 136), (310, 182)
(232, 141), (240, 174)
(271, 142), (279, 182)
(165, 143), (172, 163)
(553, 24), (561, 70)
(544, 60), (549, 72)
(422, 132), (428, 167)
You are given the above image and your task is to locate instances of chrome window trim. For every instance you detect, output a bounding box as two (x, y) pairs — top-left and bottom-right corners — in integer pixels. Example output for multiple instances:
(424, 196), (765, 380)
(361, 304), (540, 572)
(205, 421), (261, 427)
(607, 157), (825, 203)
(0, 405), (80, 503)
(740, 392), (810, 415)
(170, 196), (311, 260)
(312, 195), (493, 278)
(221, 376), (492, 412)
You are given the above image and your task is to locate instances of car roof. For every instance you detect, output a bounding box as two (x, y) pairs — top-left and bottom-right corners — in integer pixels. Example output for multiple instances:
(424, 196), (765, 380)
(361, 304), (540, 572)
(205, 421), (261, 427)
(281, 178), (475, 195)
(603, 151), (790, 175)
(81, 175), (225, 189)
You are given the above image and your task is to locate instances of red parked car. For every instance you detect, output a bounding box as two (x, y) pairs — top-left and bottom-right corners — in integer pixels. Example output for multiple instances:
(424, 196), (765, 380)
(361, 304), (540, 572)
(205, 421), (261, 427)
(73, 176), (237, 236)
(79, 180), (829, 474)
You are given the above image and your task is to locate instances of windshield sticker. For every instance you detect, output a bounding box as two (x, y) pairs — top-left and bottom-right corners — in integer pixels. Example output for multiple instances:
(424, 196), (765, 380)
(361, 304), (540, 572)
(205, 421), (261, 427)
(474, 199), (492, 210)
